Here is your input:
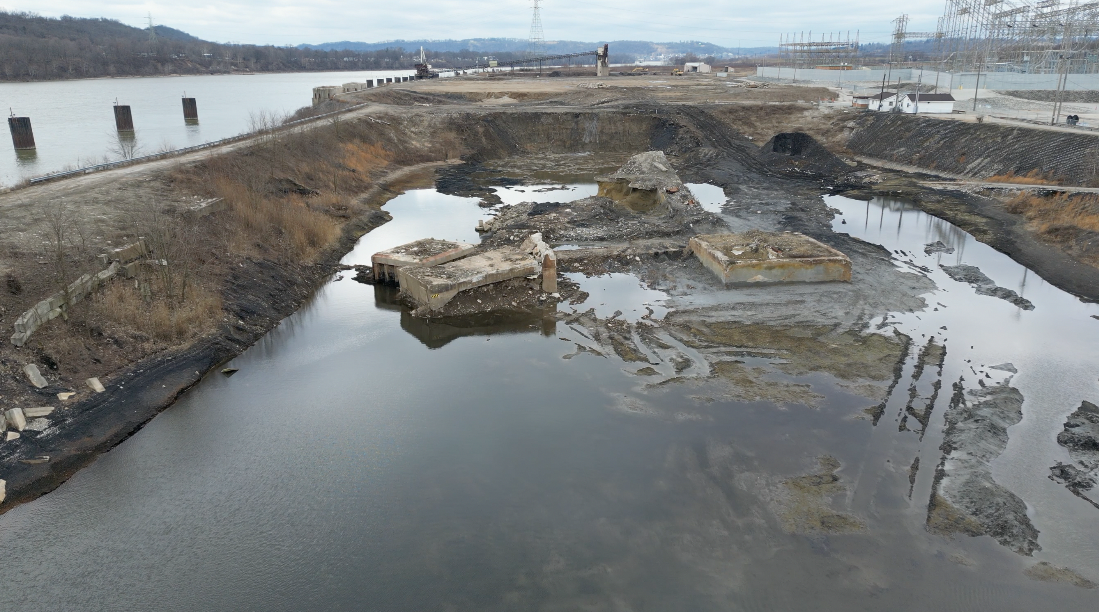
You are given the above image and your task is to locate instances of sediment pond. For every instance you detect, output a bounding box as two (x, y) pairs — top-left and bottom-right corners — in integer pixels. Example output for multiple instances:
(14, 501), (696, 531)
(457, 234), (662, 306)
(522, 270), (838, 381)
(0, 182), (1097, 609)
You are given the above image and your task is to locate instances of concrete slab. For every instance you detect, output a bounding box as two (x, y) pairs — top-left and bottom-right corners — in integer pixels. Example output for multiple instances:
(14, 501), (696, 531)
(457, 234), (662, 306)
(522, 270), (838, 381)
(397, 247), (540, 311)
(372, 238), (477, 285)
(595, 151), (683, 213)
(23, 364), (47, 388)
(689, 231), (851, 285)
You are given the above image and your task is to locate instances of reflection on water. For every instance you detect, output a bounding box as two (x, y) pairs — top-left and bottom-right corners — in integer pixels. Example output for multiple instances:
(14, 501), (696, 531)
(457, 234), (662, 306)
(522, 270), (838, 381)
(563, 272), (670, 321)
(0, 70), (416, 185)
(828, 194), (1099, 573)
(13, 149), (37, 166)
(0, 187), (1097, 610)
(374, 284), (556, 349)
(685, 182), (727, 213)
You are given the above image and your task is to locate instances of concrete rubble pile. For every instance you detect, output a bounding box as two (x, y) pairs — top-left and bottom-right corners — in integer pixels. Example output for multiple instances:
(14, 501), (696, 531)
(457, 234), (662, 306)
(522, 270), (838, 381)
(366, 150), (852, 316)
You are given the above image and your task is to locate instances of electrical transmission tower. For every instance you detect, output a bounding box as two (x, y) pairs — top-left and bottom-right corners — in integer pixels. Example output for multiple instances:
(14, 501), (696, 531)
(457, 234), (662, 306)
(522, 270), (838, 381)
(147, 13), (157, 42)
(527, 0), (546, 59)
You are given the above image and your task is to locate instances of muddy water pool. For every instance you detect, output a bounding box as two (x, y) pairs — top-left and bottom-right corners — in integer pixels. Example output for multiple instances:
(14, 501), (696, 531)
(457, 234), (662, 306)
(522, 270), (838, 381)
(0, 187), (1096, 609)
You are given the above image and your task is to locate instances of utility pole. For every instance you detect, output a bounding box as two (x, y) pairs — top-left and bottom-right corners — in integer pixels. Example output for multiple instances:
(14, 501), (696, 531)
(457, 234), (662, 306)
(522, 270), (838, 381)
(972, 62), (981, 112)
(878, 73), (887, 111)
(1052, 55), (1068, 125)
(914, 71), (922, 114)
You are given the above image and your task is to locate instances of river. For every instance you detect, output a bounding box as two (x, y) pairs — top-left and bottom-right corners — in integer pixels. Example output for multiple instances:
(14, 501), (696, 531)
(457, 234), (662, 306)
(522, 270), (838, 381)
(0, 183), (1097, 609)
(0, 70), (415, 186)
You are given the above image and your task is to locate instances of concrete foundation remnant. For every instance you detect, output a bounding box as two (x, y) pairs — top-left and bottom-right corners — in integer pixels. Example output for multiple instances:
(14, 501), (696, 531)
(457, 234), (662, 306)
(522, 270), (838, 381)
(596, 150), (683, 213)
(23, 364), (47, 388)
(182, 97), (198, 120)
(689, 231), (852, 285)
(398, 247), (540, 311)
(11, 262), (121, 347)
(312, 86), (340, 106)
(372, 238), (477, 286)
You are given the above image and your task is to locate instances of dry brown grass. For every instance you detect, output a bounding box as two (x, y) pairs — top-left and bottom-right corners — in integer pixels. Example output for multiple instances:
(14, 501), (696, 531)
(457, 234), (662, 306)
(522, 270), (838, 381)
(91, 281), (222, 343)
(988, 170), (1060, 185)
(1004, 192), (1099, 265)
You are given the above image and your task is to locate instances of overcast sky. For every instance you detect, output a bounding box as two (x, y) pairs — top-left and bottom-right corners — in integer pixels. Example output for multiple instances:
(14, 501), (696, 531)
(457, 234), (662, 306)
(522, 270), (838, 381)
(3, 1), (948, 47)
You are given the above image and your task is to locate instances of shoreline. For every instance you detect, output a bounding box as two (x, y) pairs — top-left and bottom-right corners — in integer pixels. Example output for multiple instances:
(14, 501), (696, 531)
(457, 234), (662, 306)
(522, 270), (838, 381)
(0, 164), (427, 513)
(0, 68), (418, 87)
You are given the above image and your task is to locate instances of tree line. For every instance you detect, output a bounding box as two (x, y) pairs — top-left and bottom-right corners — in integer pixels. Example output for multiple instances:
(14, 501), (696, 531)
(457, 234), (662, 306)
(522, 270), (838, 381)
(0, 11), (532, 82)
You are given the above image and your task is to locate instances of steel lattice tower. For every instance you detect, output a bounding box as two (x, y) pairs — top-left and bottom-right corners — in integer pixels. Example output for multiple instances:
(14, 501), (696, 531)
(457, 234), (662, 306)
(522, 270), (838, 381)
(527, 0), (546, 58)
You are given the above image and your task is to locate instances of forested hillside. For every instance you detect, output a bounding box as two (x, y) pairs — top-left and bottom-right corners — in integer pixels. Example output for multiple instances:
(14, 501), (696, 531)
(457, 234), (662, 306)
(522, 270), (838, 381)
(0, 12), (430, 81)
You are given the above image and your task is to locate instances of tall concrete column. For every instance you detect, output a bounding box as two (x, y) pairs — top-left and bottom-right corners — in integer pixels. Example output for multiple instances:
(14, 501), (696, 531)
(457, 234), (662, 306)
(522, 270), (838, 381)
(596, 44), (610, 77)
(182, 97), (198, 120)
(542, 252), (557, 293)
(113, 105), (135, 131)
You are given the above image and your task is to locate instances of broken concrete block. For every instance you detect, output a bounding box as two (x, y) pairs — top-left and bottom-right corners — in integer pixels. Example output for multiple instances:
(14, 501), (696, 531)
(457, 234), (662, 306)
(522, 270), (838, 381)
(398, 247), (540, 311)
(0, 479), (5, 504)
(371, 238), (477, 286)
(5, 431), (18, 441)
(86, 377), (106, 393)
(23, 364), (47, 388)
(542, 252), (558, 293)
(103, 239), (148, 265)
(23, 406), (55, 419)
(57, 391), (75, 401)
(5, 408), (27, 432)
(689, 231), (851, 285)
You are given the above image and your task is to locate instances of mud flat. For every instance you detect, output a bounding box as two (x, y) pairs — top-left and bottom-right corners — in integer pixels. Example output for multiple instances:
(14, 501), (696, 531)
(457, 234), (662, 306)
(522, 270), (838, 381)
(928, 381), (1039, 555)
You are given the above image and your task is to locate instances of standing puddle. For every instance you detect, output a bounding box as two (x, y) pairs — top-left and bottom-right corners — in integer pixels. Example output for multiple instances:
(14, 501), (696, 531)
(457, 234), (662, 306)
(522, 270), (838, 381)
(563, 272), (670, 322)
(685, 183), (727, 213)
(828, 194), (1099, 569)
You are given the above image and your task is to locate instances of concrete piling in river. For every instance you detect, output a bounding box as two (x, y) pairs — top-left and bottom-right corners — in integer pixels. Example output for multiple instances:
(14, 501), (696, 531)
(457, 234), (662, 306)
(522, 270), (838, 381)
(113, 104), (134, 131)
(7, 116), (35, 150)
(182, 97), (198, 120)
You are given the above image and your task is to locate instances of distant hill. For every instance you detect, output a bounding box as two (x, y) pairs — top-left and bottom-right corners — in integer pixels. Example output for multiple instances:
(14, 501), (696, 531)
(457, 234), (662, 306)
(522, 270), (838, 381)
(0, 11), (429, 82)
(299, 38), (774, 62)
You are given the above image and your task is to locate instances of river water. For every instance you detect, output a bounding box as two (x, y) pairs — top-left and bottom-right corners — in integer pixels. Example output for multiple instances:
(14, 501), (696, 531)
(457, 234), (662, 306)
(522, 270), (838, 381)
(0, 70), (414, 186)
(0, 186), (1097, 609)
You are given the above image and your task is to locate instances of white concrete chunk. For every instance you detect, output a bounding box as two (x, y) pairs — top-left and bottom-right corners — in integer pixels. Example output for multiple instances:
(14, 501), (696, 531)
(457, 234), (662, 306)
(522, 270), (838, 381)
(5, 408), (27, 432)
(23, 406), (55, 419)
(86, 377), (106, 393)
(5, 431), (19, 441)
(23, 364), (47, 388)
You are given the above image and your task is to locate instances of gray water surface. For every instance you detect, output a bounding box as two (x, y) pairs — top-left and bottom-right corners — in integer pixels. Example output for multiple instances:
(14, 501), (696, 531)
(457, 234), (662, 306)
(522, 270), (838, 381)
(1, 189), (1097, 610)
(0, 70), (414, 186)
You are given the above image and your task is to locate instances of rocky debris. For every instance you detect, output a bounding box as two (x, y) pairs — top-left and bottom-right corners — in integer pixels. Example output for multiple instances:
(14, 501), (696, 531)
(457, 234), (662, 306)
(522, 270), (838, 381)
(928, 382), (1041, 555)
(23, 364), (47, 388)
(924, 241), (955, 255)
(941, 264), (1035, 310)
(57, 391), (75, 401)
(1050, 400), (1099, 509)
(483, 153), (725, 248)
(86, 377), (105, 393)
(757, 132), (851, 177)
(1024, 561), (1097, 589)
(0, 479), (5, 504)
(5, 431), (19, 441)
